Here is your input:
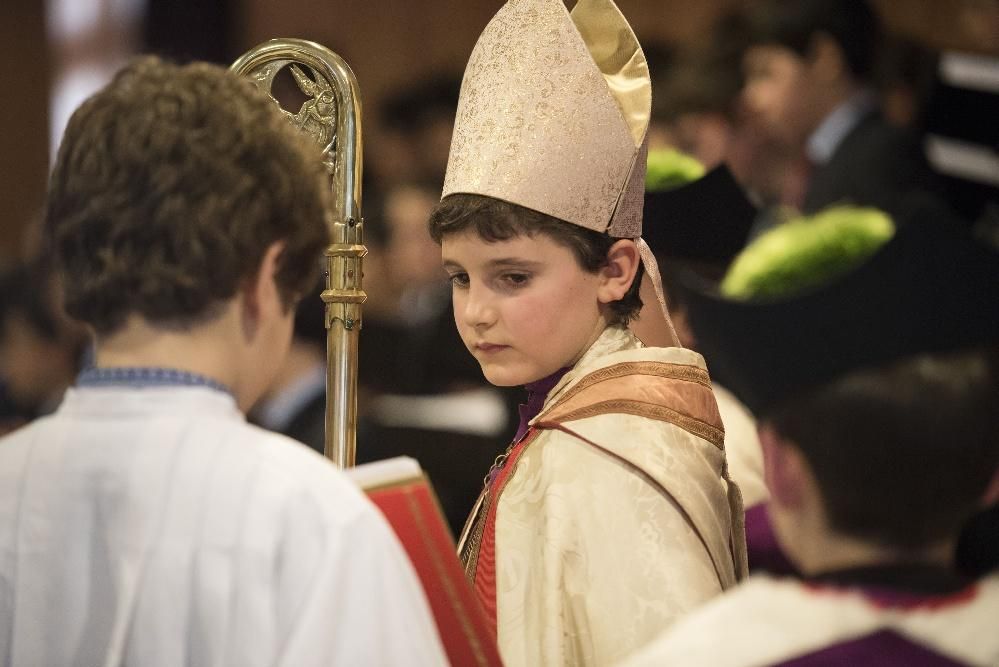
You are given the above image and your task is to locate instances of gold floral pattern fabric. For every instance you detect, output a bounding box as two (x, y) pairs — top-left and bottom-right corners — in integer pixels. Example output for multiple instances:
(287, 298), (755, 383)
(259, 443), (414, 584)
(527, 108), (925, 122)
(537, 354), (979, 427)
(491, 326), (747, 666)
(442, 0), (649, 236)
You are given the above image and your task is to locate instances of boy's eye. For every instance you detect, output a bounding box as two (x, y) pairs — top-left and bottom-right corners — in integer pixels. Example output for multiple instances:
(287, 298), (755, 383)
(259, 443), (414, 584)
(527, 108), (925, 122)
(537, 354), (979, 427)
(500, 272), (531, 288)
(448, 272), (470, 289)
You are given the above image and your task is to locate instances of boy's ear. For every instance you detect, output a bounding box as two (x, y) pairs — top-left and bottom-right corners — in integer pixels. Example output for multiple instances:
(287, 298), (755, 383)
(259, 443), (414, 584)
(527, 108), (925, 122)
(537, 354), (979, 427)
(597, 239), (640, 305)
(241, 241), (287, 340)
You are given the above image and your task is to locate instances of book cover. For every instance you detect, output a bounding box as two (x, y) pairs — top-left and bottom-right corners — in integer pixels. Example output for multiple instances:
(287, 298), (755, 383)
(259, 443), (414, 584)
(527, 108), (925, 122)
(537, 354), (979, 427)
(348, 457), (503, 667)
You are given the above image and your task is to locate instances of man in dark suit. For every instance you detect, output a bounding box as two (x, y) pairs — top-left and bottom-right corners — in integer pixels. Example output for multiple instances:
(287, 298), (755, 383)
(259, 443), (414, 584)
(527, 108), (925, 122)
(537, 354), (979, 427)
(742, 0), (941, 214)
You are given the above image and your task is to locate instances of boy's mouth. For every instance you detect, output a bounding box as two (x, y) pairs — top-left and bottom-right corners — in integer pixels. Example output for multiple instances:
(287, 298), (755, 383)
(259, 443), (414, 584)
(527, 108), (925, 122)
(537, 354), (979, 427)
(475, 342), (509, 354)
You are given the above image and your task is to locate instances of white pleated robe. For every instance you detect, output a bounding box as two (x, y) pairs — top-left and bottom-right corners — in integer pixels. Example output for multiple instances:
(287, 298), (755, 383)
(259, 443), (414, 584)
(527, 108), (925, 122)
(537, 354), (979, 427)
(0, 385), (447, 667)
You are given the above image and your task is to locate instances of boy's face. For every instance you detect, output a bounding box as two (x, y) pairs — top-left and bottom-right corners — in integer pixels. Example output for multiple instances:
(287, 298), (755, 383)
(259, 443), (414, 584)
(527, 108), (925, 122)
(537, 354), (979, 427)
(743, 45), (818, 148)
(442, 230), (608, 387)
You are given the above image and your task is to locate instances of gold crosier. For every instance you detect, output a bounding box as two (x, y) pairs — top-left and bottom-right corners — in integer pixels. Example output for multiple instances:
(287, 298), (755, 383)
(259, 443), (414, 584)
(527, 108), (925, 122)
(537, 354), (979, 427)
(231, 39), (365, 468)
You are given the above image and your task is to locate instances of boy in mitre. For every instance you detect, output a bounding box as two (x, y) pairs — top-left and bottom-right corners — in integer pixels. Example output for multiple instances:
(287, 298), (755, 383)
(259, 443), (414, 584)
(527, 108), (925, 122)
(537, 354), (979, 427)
(429, 1), (747, 664)
(623, 205), (999, 666)
(0, 57), (446, 666)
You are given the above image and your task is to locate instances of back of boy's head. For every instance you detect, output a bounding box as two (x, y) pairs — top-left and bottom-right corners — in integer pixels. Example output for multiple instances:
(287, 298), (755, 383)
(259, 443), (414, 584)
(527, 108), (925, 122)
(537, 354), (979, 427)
(46, 56), (330, 336)
(726, 207), (999, 550)
(770, 348), (999, 551)
(428, 193), (644, 325)
(748, 0), (882, 82)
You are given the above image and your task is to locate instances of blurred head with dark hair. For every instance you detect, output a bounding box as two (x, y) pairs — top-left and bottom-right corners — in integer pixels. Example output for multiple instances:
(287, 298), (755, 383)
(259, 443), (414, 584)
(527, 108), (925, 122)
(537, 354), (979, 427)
(651, 14), (748, 167)
(649, 14), (800, 205)
(764, 348), (999, 558)
(0, 262), (85, 417)
(742, 0), (882, 148)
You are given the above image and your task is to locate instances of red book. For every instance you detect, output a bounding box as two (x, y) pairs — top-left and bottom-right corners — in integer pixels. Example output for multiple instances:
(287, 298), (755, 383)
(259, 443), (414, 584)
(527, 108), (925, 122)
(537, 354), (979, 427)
(348, 457), (503, 667)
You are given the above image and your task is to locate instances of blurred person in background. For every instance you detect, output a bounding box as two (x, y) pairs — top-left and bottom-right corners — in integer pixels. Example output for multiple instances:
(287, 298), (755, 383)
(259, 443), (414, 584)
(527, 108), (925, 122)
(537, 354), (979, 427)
(648, 14), (807, 224)
(874, 37), (939, 131)
(653, 44), (741, 170)
(719, 205), (899, 578)
(641, 42), (679, 150)
(0, 261), (85, 422)
(625, 203), (999, 667)
(742, 0), (942, 215)
(649, 16), (749, 171)
(921, 1), (999, 571)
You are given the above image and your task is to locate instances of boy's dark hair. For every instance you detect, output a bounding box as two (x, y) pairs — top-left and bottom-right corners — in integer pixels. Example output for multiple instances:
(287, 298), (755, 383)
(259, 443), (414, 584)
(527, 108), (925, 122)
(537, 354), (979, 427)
(767, 346), (999, 551)
(747, 0), (882, 82)
(45, 56), (330, 336)
(429, 194), (643, 324)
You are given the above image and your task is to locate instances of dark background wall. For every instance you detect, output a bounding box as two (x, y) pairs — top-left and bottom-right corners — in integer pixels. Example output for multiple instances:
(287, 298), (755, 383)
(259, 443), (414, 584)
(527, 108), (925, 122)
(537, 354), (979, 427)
(0, 3), (50, 260)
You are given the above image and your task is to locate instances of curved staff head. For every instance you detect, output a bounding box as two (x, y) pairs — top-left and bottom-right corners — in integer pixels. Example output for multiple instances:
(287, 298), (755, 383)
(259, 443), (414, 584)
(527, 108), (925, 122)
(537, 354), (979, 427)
(232, 38), (366, 468)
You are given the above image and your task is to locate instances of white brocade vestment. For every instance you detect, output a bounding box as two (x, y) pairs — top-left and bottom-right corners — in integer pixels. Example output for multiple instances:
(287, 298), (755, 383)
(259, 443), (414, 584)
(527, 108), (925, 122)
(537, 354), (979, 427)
(621, 572), (999, 666)
(0, 386), (447, 667)
(461, 326), (747, 666)
(713, 382), (768, 508)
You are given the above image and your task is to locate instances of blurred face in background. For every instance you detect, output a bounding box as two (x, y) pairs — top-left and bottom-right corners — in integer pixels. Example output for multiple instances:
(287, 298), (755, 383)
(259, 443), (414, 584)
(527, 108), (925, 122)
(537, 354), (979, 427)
(386, 185), (446, 289)
(668, 112), (734, 169)
(743, 45), (817, 148)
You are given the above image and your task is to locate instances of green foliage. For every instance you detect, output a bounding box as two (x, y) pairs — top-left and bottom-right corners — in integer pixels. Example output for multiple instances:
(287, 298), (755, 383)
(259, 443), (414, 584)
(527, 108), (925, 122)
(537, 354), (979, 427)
(721, 206), (895, 300)
(645, 148), (706, 191)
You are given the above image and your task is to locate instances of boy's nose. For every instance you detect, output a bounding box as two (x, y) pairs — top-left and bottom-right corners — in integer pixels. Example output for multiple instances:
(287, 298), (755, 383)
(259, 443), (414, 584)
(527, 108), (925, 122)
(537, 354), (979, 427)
(460, 287), (497, 329)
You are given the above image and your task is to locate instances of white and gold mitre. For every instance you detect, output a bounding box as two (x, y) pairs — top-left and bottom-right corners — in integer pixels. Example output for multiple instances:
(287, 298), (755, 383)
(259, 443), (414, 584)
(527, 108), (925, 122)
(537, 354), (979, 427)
(442, 0), (651, 238)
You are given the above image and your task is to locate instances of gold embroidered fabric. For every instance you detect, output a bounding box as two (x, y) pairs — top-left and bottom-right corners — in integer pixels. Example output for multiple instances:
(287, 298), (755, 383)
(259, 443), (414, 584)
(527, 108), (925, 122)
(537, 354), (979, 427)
(537, 358), (725, 448)
(547, 399), (725, 450)
(442, 0), (650, 236)
(488, 326), (747, 665)
(550, 360), (713, 398)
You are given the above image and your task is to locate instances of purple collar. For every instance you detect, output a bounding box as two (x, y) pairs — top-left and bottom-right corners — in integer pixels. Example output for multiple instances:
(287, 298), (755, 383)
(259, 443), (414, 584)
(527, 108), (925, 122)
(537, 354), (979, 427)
(513, 367), (571, 443)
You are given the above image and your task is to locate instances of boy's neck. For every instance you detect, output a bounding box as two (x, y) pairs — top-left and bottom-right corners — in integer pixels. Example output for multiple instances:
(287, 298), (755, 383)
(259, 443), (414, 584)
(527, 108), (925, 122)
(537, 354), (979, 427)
(514, 366), (572, 443)
(93, 313), (243, 401)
